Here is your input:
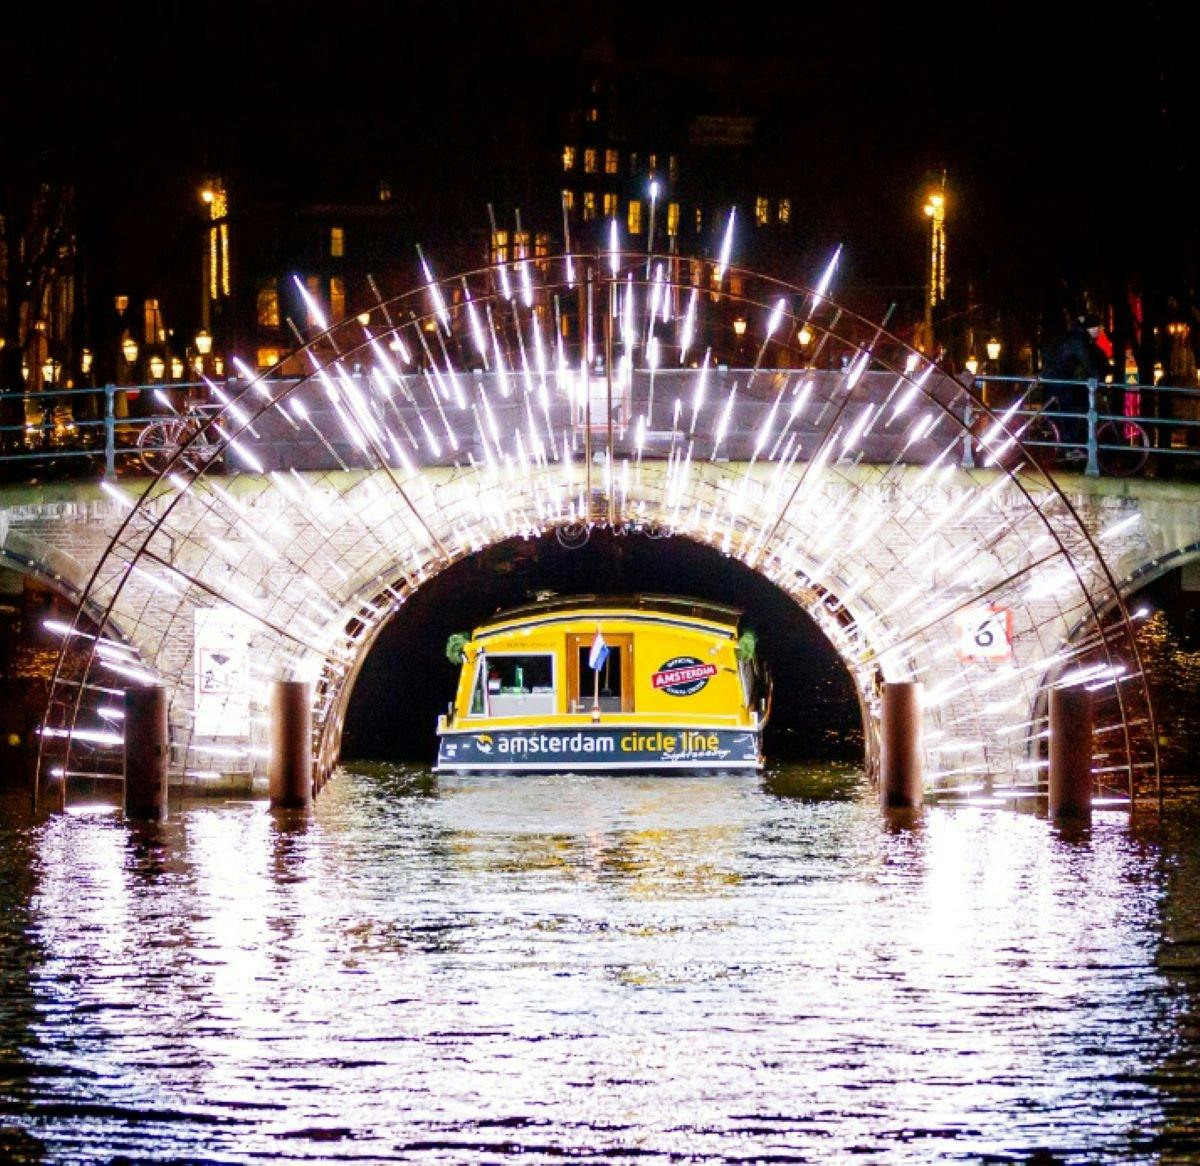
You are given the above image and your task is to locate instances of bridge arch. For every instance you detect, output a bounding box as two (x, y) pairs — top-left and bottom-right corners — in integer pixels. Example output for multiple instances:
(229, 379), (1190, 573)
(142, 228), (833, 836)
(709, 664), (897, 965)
(335, 527), (868, 769)
(36, 244), (1157, 805)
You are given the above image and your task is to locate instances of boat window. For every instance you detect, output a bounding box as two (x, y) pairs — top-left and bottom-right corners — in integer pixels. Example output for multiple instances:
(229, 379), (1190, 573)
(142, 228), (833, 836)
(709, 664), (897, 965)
(471, 653), (555, 717)
(469, 664), (486, 715)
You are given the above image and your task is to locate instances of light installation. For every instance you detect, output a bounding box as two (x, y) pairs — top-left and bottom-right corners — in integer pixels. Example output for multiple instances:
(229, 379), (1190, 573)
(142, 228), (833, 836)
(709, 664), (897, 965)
(36, 218), (1158, 808)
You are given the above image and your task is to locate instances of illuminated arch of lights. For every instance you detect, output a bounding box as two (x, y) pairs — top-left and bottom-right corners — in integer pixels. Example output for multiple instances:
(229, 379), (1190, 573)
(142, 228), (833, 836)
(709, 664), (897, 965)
(36, 215), (1158, 807)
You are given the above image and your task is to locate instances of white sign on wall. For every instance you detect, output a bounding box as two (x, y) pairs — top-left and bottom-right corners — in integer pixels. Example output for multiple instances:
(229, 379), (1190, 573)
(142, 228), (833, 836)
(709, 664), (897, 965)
(955, 605), (1013, 662)
(194, 608), (251, 737)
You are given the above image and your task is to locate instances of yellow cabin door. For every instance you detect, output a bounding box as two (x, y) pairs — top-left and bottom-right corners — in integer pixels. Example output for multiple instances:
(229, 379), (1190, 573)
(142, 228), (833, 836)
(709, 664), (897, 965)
(566, 633), (633, 713)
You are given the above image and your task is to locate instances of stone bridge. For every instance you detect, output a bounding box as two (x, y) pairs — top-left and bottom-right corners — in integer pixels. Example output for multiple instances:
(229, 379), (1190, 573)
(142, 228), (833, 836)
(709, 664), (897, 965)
(2, 251), (1194, 807)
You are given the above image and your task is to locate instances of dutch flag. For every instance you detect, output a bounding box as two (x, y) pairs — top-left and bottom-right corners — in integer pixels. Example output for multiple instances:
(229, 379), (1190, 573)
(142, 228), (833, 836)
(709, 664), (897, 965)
(588, 629), (609, 672)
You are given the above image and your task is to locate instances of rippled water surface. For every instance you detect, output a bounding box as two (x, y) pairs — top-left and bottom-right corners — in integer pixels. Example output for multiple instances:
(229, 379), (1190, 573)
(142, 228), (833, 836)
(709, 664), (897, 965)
(4, 764), (1200, 1163)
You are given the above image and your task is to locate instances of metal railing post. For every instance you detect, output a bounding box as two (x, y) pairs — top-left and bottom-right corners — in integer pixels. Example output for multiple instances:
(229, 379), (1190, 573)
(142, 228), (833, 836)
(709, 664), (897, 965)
(960, 399), (975, 468)
(1085, 378), (1100, 477)
(103, 384), (116, 479)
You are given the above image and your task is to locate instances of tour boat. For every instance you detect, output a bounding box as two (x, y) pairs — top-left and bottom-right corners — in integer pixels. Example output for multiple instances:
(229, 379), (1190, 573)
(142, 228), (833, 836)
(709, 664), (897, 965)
(435, 595), (769, 773)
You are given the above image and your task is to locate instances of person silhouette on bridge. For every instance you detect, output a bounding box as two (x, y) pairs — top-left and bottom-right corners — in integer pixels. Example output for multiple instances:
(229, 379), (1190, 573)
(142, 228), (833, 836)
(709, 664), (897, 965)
(1040, 312), (1112, 456)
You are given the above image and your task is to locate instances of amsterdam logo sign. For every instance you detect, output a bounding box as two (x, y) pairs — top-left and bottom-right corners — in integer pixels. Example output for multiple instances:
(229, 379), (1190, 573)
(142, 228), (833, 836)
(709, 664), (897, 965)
(651, 656), (718, 696)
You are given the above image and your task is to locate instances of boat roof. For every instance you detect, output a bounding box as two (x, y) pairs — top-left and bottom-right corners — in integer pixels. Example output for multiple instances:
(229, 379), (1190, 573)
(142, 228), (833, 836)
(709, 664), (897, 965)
(475, 594), (743, 634)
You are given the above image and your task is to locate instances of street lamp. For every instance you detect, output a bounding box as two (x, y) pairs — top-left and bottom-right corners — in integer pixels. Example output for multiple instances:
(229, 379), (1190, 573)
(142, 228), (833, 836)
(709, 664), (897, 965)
(986, 337), (1001, 363)
(732, 316), (747, 359)
(194, 329), (213, 378)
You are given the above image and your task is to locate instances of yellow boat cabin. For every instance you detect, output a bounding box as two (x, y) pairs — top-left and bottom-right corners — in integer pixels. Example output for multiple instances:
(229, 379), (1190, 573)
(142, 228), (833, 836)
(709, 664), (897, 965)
(436, 595), (768, 772)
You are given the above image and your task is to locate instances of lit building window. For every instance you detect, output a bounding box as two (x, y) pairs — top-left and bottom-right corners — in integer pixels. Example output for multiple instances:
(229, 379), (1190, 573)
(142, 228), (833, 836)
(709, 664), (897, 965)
(629, 152), (639, 173)
(694, 207), (703, 234)
(667, 202), (680, 237)
(603, 193), (618, 218)
(330, 227), (345, 257)
(257, 347), (280, 369)
(648, 153), (657, 176)
(514, 231), (529, 259)
(668, 155), (678, 183)
(330, 276), (346, 323)
(491, 229), (509, 264)
(115, 295), (129, 314)
(583, 192), (597, 221)
(534, 232), (550, 259)
(562, 189), (575, 214)
(257, 283), (280, 327)
(755, 196), (770, 225)
(142, 299), (162, 345)
(587, 106), (599, 123)
(605, 148), (618, 174)
(778, 198), (791, 224)
(563, 145), (576, 171)
(584, 148), (598, 174)
(378, 180), (392, 201)
(627, 199), (642, 234)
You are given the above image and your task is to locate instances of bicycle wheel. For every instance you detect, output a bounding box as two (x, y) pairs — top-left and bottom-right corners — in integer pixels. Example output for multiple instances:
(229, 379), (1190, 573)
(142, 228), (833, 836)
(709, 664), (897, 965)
(1095, 419), (1150, 477)
(137, 418), (189, 476)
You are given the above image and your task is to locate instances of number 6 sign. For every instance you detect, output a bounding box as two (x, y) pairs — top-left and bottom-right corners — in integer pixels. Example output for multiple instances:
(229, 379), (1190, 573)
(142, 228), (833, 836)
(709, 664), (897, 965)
(955, 605), (1013, 662)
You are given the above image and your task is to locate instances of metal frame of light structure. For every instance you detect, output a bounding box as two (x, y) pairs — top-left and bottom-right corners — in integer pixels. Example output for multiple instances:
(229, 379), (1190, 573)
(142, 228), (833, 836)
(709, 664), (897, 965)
(35, 235), (1159, 814)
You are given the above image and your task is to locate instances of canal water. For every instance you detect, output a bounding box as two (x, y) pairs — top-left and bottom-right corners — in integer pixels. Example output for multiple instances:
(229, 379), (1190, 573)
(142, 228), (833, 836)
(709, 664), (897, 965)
(3, 765), (1200, 1164)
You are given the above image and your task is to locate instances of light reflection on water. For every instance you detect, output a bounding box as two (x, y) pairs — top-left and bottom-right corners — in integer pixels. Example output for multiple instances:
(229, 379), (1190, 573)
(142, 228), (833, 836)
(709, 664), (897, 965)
(2, 764), (1200, 1162)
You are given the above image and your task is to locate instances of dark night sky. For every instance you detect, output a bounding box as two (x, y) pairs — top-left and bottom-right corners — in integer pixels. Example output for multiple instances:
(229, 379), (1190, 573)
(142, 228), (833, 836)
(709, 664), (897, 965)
(6, 0), (1198, 331)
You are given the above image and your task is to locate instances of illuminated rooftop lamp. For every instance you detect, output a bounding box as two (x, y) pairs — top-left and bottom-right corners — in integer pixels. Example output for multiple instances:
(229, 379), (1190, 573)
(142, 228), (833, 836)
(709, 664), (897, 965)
(170, 357), (184, 379)
(964, 354), (979, 376)
(732, 317), (748, 338)
(149, 355), (165, 380)
(797, 325), (813, 347)
(80, 348), (93, 374)
(195, 329), (213, 356)
(986, 337), (1001, 362)
(121, 336), (139, 365)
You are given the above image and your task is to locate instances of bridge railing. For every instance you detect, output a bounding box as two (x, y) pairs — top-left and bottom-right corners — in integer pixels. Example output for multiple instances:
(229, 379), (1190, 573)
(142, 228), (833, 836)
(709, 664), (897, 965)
(0, 381), (222, 480)
(1, 370), (1197, 482)
(965, 374), (1200, 477)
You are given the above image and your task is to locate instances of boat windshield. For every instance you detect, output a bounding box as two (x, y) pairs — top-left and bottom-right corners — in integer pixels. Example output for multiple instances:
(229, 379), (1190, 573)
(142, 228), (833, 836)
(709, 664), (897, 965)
(470, 653), (555, 717)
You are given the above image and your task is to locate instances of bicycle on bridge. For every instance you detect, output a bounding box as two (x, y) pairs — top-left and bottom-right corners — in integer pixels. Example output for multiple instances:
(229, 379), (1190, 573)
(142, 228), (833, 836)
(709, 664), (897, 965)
(135, 397), (224, 476)
(972, 375), (1168, 478)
